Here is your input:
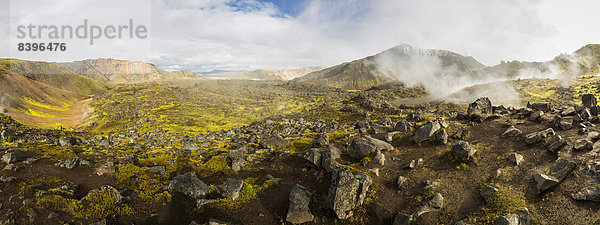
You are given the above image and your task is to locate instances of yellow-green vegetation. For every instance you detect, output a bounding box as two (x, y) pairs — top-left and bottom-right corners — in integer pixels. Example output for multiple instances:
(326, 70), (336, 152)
(288, 137), (314, 153)
(38, 145), (77, 159)
(114, 163), (172, 210)
(22, 97), (71, 111)
(215, 177), (271, 209)
(89, 81), (346, 135)
(34, 190), (135, 220)
(202, 155), (229, 172)
(469, 187), (528, 224)
(513, 79), (559, 103)
(17, 108), (57, 118)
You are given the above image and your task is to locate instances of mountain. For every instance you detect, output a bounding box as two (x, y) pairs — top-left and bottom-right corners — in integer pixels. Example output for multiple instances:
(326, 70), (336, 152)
(56, 58), (200, 83)
(233, 67), (325, 81)
(295, 44), (486, 90)
(0, 59), (109, 95)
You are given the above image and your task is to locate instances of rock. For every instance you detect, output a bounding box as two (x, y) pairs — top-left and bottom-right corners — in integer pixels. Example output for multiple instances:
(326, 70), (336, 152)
(525, 128), (555, 145)
(83, 186), (122, 205)
(470, 113), (489, 123)
(588, 131), (600, 140)
(286, 184), (314, 224)
(208, 218), (231, 225)
(47, 212), (59, 219)
(148, 166), (166, 175)
(394, 121), (412, 132)
(424, 181), (439, 191)
(305, 148), (322, 167)
(397, 176), (408, 190)
(581, 108), (592, 119)
(546, 135), (566, 153)
(259, 133), (289, 148)
(491, 169), (502, 179)
(373, 150), (385, 166)
(393, 213), (412, 225)
(435, 129), (448, 144)
(507, 153), (523, 166)
(502, 126), (523, 137)
(1, 153), (18, 164)
(405, 158), (423, 169)
(529, 111), (544, 121)
(493, 208), (532, 225)
(312, 133), (329, 148)
(369, 168), (380, 176)
(324, 167), (372, 219)
(26, 209), (38, 223)
(373, 202), (394, 223)
(62, 157), (80, 169)
(467, 97), (492, 115)
(533, 174), (559, 194)
(480, 185), (499, 203)
(58, 136), (81, 146)
(549, 158), (575, 181)
(573, 139), (593, 151)
(23, 157), (38, 165)
(530, 102), (551, 112)
(558, 116), (573, 130)
(452, 141), (477, 162)
(216, 178), (244, 200)
(455, 220), (473, 225)
(572, 186), (600, 202)
(165, 172), (209, 199)
(372, 131), (395, 143)
(561, 107), (576, 116)
(413, 193), (444, 219)
(348, 136), (393, 159)
(414, 119), (443, 143)
(582, 94), (597, 108)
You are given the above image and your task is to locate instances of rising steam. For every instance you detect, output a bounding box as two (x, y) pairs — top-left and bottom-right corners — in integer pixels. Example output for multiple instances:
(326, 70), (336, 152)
(370, 45), (588, 106)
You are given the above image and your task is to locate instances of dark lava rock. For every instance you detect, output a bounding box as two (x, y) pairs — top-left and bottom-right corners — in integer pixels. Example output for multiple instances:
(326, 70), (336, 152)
(216, 178), (244, 200)
(493, 208), (532, 225)
(348, 136), (393, 159)
(164, 172), (209, 199)
(582, 94), (597, 108)
(2, 153), (18, 164)
(452, 141), (477, 162)
(467, 97), (492, 115)
(324, 167), (372, 219)
(286, 184), (314, 224)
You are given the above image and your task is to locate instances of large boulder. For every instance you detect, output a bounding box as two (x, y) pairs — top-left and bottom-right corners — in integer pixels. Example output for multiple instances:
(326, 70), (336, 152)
(348, 136), (393, 159)
(259, 133), (289, 148)
(324, 167), (372, 219)
(582, 94), (597, 108)
(216, 178), (244, 200)
(452, 141), (477, 162)
(305, 145), (341, 171)
(414, 119), (446, 143)
(286, 184), (314, 224)
(533, 174), (559, 194)
(572, 187), (600, 202)
(467, 97), (492, 115)
(164, 172), (209, 199)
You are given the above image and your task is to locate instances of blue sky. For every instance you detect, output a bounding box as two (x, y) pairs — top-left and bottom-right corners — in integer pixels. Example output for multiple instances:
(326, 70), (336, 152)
(3, 0), (600, 73)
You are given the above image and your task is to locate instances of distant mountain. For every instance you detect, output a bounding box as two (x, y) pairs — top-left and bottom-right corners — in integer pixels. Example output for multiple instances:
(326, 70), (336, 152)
(295, 44), (486, 90)
(56, 58), (200, 83)
(0, 59), (109, 95)
(233, 67), (325, 81)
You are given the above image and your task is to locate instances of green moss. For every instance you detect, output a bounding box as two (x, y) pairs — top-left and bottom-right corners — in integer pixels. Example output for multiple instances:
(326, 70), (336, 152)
(216, 177), (270, 209)
(288, 137), (313, 153)
(469, 187), (528, 224)
(203, 155), (229, 172)
(34, 191), (134, 220)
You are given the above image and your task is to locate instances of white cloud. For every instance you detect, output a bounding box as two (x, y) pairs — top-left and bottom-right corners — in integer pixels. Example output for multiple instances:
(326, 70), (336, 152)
(2, 0), (600, 72)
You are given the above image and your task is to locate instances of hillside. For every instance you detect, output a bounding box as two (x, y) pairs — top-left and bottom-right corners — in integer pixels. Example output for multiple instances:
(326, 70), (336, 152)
(295, 44), (486, 90)
(0, 59), (109, 95)
(233, 67), (324, 81)
(0, 67), (89, 129)
(56, 58), (200, 83)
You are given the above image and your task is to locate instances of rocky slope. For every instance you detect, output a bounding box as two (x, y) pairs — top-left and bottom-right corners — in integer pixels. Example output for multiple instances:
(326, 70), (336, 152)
(234, 67), (325, 81)
(56, 58), (200, 83)
(294, 44), (486, 90)
(0, 59), (109, 95)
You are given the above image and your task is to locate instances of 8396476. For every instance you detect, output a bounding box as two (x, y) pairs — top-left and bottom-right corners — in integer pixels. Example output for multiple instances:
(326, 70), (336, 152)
(17, 43), (66, 51)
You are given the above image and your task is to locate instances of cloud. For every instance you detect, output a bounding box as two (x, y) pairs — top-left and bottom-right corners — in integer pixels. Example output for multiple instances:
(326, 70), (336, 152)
(2, 0), (600, 72)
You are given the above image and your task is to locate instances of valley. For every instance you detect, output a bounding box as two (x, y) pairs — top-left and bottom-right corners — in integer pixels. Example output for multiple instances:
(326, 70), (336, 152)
(1, 44), (600, 225)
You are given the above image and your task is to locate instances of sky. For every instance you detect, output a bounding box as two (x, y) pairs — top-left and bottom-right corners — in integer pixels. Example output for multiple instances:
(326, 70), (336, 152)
(1, 0), (600, 73)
